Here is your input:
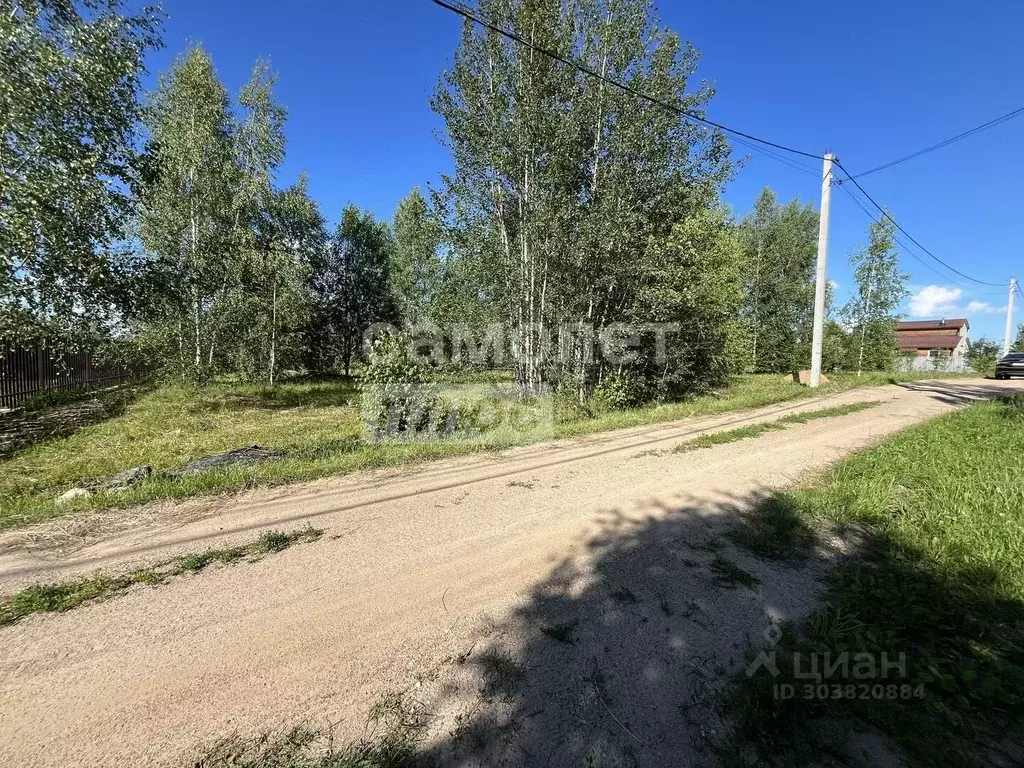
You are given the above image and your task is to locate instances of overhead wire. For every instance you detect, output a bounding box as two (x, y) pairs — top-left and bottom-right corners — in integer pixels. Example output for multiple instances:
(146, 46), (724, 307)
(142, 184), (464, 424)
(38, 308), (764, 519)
(833, 161), (1004, 287)
(834, 181), (966, 285)
(431, 0), (824, 161)
(431, 0), (1005, 291)
(850, 105), (1024, 180)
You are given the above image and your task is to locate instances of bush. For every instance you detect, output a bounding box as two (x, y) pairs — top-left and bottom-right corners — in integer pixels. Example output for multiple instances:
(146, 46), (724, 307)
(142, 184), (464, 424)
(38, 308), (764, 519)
(19, 387), (91, 412)
(359, 332), (449, 440)
(591, 370), (645, 410)
(967, 337), (1001, 376)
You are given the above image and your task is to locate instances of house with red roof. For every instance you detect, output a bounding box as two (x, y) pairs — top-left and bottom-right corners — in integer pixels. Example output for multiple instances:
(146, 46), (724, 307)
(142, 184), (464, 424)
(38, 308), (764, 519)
(895, 318), (970, 368)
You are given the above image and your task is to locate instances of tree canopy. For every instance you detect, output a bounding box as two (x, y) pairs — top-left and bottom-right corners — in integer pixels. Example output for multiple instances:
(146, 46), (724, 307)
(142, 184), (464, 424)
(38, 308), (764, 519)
(1, 0), (162, 342)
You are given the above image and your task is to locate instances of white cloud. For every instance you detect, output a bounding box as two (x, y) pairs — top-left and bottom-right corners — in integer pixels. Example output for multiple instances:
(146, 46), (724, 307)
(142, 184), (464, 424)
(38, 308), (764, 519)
(906, 285), (1008, 320)
(908, 285), (962, 317)
(965, 300), (1008, 316)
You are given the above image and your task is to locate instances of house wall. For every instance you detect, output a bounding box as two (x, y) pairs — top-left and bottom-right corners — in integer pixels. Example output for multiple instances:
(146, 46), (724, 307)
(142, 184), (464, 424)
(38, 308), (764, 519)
(899, 328), (961, 341)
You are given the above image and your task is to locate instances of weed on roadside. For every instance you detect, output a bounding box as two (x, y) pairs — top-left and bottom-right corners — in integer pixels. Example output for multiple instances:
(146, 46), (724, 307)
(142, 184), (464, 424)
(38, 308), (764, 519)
(0, 525), (323, 627)
(730, 494), (818, 561)
(190, 693), (422, 768)
(674, 422), (785, 452)
(478, 650), (525, 699)
(776, 400), (880, 424)
(540, 620), (579, 644)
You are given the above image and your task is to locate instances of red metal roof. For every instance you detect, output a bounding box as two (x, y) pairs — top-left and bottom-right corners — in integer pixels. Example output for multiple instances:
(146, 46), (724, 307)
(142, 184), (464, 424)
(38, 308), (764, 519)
(897, 318), (969, 331)
(896, 332), (963, 350)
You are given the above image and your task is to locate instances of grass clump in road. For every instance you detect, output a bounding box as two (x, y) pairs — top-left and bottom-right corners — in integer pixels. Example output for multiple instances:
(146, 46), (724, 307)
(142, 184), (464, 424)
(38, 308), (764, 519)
(0, 371), (947, 532)
(724, 394), (1024, 768)
(673, 400), (881, 453)
(0, 525), (322, 627)
(191, 694), (424, 768)
(674, 421), (786, 452)
(776, 400), (880, 424)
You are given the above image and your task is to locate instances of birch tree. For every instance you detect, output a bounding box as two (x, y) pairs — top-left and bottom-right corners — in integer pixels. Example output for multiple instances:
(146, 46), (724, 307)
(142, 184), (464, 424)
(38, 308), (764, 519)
(841, 216), (908, 374)
(264, 175), (326, 381)
(391, 187), (442, 326)
(1, 0), (162, 341)
(433, 0), (731, 397)
(738, 188), (819, 373)
(218, 59), (288, 381)
(139, 46), (236, 381)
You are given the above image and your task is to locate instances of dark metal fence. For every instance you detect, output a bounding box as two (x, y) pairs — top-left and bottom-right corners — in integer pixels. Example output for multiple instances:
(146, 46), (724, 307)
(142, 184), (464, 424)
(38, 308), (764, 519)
(0, 344), (134, 410)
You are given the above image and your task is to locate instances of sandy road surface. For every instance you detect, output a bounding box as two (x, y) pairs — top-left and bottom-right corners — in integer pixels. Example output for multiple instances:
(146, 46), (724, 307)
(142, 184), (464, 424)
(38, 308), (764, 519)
(0, 378), (1018, 767)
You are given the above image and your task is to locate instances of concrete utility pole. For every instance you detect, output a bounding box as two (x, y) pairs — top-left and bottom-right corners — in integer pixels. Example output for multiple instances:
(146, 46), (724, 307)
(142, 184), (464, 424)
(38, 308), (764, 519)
(808, 152), (835, 388)
(1003, 277), (1017, 355)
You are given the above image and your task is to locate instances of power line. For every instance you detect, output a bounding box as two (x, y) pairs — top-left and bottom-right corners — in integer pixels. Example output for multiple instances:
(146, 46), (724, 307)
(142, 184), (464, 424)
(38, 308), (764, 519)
(851, 105), (1024, 179)
(432, 0), (1003, 291)
(430, 0), (825, 161)
(833, 161), (1004, 287)
(835, 181), (967, 285)
(730, 135), (822, 177)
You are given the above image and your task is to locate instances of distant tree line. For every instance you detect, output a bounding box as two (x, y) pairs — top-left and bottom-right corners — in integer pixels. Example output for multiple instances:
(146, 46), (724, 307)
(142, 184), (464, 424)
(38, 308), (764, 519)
(2, 0), (913, 401)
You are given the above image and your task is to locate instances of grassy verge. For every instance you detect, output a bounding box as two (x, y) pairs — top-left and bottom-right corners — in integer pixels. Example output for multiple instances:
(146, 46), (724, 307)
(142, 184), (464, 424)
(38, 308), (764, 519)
(724, 394), (1024, 767)
(0, 371), (963, 531)
(673, 401), (880, 453)
(0, 525), (322, 626)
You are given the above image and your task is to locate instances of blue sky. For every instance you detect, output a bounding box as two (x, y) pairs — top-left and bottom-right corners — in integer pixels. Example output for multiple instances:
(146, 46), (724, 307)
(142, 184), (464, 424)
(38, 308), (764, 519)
(144, 0), (1024, 342)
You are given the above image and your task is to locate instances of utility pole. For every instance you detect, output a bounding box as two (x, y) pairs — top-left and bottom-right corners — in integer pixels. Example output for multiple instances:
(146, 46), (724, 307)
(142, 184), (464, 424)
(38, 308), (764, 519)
(1003, 277), (1017, 355)
(808, 152), (835, 388)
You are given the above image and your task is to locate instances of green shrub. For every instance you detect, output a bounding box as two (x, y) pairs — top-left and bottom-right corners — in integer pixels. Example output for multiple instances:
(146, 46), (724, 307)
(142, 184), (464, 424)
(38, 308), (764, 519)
(591, 370), (644, 410)
(360, 332), (447, 440)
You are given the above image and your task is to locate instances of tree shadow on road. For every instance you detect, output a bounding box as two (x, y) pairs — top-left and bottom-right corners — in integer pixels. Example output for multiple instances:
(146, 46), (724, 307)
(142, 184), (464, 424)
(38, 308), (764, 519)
(412, 471), (1024, 768)
(413, 491), (846, 768)
(892, 380), (1014, 407)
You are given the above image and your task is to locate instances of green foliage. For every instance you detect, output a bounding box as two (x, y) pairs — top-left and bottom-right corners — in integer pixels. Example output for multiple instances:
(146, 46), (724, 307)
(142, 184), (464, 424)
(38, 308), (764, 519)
(308, 206), (398, 375)
(359, 332), (436, 439)
(821, 320), (850, 373)
(432, 0), (733, 398)
(738, 188), (820, 373)
(630, 204), (746, 398)
(591, 371), (644, 410)
(1014, 323), (1024, 353)
(1, 0), (163, 340)
(391, 187), (442, 326)
(841, 216), (909, 373)
(136, 51), (325, 385)
(138, 46), (238, 382)
(967, 336), (1001, 375)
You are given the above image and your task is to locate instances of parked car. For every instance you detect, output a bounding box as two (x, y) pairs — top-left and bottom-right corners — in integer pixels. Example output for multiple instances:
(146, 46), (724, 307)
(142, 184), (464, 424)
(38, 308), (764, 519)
(995, 352), (1024, 379)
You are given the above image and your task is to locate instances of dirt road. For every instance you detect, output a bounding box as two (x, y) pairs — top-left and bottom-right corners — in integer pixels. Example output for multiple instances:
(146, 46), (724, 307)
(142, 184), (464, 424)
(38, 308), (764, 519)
(0, 378), (1017, 767)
